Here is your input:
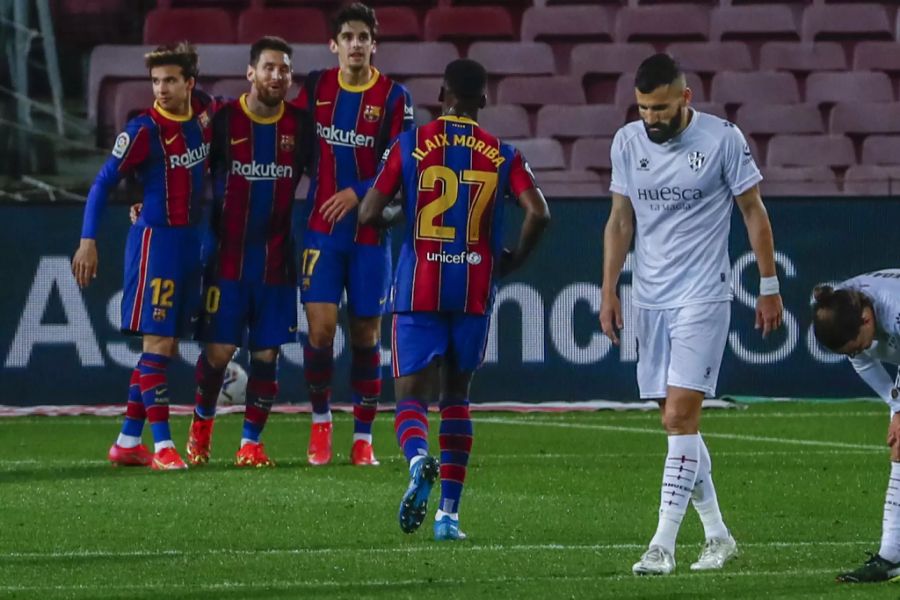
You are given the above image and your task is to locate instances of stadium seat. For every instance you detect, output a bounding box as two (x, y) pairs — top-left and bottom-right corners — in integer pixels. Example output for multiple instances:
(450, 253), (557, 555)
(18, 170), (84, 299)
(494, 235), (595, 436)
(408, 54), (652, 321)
(112, 81), (154, 135)
(236, 9), (328, 44)
(844, 165), (900, 195)
(509, 138), (566, 170)
(570, 43), (656, 81)
(467, 43), (556, 77)
(710, 6), (799, 42)
(615, 6), (710, 43)
(478, 105), (532, 139)
(760, 166), (841, 197)
(210, 78), (251, 100)
(536, 170), (605, 199)
(665, 42), (753, 76)
(52, 0), (135, 46)
(831, 102), (900, 137)
(736, 104), (824, 137)
(413, 106), (433, 128)
(759, 42), (847, 74)
(374, 42), (458, 77)
(806, 72), (893, 105)
(615, 72), (705, 107)
(801, 4), (892, 42)
(497, 76), (586, 107)
(861, 135), (900, 165)
(375, 7), (422, 41)
(520, 7), (616, 43)
(292, 44), (339, 76)
(571, 137), (613, 171)
(691, 102), (727, 120)
(853, 41), (900, 72)
(767, 134), (855, 168)
(710, 72), (800, 107)
(536, 105), (626, 139)
(401, 77), (443, 107)
(143, 8), (236, 44)
(423, 7), (515, 42)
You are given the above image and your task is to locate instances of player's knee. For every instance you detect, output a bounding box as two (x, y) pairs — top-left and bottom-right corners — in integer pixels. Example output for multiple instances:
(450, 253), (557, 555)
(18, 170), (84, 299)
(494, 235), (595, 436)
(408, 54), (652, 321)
(349, 317), (380, 347)
(662, 409), (699, 434)
(307, 322), (337, 347)
(204, 344), (235, 369)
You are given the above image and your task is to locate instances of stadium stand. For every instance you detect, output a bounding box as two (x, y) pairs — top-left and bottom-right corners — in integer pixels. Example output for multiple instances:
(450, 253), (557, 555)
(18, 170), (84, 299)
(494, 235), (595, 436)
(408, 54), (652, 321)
(758, 42), (848, 74)
(143, 8), (236, 44)
(479, 105), (532, 139)
(767, 135), (856, 169)
(710, 5), (800, 43)
(236, 8), (329, 44)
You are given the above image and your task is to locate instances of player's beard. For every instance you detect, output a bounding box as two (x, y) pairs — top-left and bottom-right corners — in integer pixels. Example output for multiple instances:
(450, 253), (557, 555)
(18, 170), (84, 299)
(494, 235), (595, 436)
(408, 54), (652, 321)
(254, 79), (285, 107)
(644, 106), (684, 144)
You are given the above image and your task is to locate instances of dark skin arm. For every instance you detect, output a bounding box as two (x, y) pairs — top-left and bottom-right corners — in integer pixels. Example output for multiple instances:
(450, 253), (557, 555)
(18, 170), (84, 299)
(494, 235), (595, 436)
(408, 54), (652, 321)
(499, 187), (550, 277)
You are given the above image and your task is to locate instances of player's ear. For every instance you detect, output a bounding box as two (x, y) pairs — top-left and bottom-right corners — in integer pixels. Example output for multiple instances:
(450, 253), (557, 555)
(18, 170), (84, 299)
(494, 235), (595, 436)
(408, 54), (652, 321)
(478, 94), (486, 109)
(246, 64), (254, 82)
(329, 38), (339, 55)
(683, 86), (693, 105)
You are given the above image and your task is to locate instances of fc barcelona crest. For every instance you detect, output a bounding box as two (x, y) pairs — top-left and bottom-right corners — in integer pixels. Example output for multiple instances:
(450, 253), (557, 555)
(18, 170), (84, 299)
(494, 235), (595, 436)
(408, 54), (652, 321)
(688, 151), (706, 173)
(363, 104), (382, 123)
(198, 110), (210, 129)
(280, 134), (295, 152)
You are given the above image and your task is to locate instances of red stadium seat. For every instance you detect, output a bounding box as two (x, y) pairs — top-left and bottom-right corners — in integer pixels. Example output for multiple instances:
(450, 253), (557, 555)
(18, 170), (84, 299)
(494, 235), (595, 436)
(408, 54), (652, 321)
(710, 6), (799, 42)
(571, 137), (613, 171)
(853, 41), (900, 72)
(615, 72), (705, 107)
(520, 7), (616, 43)
(736, 104), (824, 137)
(844, 165), (900, 195)
(423, 7), (515, 42)
(759, 42), (847, 74)
(760, 167), (841, 197)
(691, 102), (727, 120)
(292, 44), (339, 76)
(401, 77), (443, 107)
(806, 71), (893, 105)
(615, 6), (710, 43)
(536, 105), (626, 139)
(236, 9), (328, 44)
(831, 103), (900, 136)
(665, 42), (753, 76)
(497, 76), (586, 107)
(478, 105), (532, 139)
(710, 72), (800, 107)
(112, 81), (154, 135)
(414, 106), (434, 128)
(802, 4), (892, 42)
(143, 8), (236, 44)
(376, 7), (422, 41)
(767, 134), (855, 168)
(509, 138), (566, 170)
(570, 43), (656, 80)
(861, 136), (900, 165)
(375, 43), (458, 77)
(210, 78), (251, 100)
(467, 43), (556, 77)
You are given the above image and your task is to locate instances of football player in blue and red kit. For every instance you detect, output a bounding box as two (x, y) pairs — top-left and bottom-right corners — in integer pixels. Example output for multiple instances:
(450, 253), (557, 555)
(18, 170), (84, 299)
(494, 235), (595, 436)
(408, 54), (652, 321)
(292, 3), (414, 466)
(359, 59), (550, 539)
(185, 37), (313, 468)
(72, 43), (217, 470)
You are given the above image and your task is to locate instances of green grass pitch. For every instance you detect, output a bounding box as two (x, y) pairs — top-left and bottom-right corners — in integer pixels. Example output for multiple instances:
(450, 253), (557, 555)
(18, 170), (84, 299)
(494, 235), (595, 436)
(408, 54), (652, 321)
(2, 401), (900, 599)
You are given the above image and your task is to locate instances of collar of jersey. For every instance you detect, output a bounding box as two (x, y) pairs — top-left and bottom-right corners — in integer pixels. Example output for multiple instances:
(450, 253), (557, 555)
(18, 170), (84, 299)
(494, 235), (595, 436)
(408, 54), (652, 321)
(338, 67), (380, 93)
(239, 94), (284, 125)
(439, 115), (478, 126)
(153, 100), (193, 122)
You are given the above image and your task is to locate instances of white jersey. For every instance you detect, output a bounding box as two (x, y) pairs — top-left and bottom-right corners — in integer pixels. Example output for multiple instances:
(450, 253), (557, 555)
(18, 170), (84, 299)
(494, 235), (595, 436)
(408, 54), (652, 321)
(609, 109), (762, 309)
(840, 270), (900, 412)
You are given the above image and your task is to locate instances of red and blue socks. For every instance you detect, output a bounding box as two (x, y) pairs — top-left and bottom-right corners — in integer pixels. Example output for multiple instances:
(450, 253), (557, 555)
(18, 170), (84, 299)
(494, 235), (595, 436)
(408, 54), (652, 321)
(304, 343), (333, 423)
(351, 345), (381, 443)
(395, 397), (429, 464)
(138, 352), (173, 452)
(194, 353), (225, 421)
(437, 398), (473, 517)
(116, 367), (145, 447)
(242, 359), (277, 446)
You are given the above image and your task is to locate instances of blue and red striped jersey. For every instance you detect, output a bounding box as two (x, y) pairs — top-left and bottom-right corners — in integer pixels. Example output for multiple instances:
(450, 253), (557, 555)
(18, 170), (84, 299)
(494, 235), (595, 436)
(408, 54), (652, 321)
(81, 91), (217, 239)
(292, 67), (413, 247)
(208, 95), (313, 285)
(373, 115), (538, 315)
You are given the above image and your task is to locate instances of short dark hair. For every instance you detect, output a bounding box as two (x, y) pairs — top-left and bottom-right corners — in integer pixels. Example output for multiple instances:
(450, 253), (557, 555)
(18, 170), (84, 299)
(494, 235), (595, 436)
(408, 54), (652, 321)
(332, 3), (378, 40)
(250, 36), (292, 67)
(144, 42), (199, 80)
(443, 59), (487, 101)
(634, 53), (683, 94)
(811, 285), (872, 351)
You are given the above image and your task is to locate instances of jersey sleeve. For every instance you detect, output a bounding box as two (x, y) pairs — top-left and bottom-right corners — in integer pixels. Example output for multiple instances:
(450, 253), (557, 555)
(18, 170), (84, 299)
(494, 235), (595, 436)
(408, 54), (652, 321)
(608, 128), (629, 198)
(372, 139), (404, 199)
(80, 119), (150, 239)
(209, 107), (230, 203)
(508, 150), (538, 198)
(721, 122), (763, 197)
(850, 353), (900, 412)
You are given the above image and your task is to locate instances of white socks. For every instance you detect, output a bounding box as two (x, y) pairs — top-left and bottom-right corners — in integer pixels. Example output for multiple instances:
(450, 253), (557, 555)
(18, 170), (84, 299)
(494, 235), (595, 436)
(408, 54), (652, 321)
(692, 434), (730, 541)
(312, 410), (333, 424)
(116, 434), (141, 448)
(153, 440), (175, 453)
(353, 433), (372, 444)
(879, 461), (900, 562)
(650, 434), (700, 555)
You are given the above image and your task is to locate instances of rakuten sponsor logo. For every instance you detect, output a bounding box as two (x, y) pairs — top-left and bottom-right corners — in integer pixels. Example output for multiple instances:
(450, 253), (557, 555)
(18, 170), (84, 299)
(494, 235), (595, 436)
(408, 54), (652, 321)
(317, 123), (375, 148)
(231, 161), (293, 181)
(168, 143), (210, 169)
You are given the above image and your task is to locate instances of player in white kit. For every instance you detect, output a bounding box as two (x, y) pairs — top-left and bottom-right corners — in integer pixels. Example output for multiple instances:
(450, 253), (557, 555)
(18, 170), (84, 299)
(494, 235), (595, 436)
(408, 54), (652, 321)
(599, 54), (784, 575)
(813, 271), (900, 583)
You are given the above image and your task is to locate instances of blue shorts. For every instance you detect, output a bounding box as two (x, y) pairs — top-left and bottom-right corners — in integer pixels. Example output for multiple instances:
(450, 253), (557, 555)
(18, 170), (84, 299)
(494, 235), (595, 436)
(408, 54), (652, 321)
(197, 278), (298, 350)
(391, 312), (491, 378)
(299, 231), (391, 318)
(121, 224), (202, 338)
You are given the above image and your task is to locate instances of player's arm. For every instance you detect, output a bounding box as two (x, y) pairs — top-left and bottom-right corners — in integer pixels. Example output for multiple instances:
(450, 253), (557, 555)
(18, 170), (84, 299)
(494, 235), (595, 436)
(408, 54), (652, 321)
(500, 152), (550, 277)
(73, 123), (149, 288)
(359, 140), (403, 227)
(599, 192), (634, 346)
(735, 186), (783, 338)
(851, 353), (900, 412)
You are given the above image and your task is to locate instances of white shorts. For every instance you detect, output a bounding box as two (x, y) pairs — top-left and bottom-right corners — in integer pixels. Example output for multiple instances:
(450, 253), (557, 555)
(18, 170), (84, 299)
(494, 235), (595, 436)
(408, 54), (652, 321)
(635, 301), (731, 399)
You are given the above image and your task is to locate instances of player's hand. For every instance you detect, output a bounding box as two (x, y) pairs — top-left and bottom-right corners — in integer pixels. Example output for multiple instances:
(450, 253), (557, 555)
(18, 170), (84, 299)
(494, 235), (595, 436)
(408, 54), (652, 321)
(72, 239), (99, 288)
(755, 293), (784, 338)
(129, 203), (143, 224)
(320, 188), (359, 223)
(600, 292), (623, 346)
(887, 412), (900, 448)
(498, 248), (518, 278)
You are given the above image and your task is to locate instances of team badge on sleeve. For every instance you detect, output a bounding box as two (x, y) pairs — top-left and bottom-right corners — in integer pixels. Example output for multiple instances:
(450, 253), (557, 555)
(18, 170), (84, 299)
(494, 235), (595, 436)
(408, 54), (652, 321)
(279, 134), (295, 152)
(112, 132), (131, 158)
(198, 110), (211, 129)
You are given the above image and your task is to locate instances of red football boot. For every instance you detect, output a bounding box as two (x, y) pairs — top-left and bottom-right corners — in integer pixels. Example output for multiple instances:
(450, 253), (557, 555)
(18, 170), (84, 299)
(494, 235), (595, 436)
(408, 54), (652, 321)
(107, 443), (152, 467)
(235, 442), (275, 468)
(186, 417), (214, 466)
(307, 422), (333, 466)
(350, 439), (380, 466)
(150, 447), (188, 470)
